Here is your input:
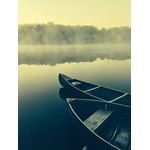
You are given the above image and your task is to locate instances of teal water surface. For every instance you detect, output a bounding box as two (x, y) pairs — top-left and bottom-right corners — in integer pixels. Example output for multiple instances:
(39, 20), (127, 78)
(18, 57), (131, 150)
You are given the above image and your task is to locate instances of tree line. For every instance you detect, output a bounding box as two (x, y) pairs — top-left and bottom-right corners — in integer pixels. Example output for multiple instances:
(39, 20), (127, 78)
(18, 22), (131, 45)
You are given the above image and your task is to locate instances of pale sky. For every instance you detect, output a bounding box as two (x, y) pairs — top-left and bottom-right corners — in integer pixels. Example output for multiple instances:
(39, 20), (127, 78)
(18, 0), (130, 28)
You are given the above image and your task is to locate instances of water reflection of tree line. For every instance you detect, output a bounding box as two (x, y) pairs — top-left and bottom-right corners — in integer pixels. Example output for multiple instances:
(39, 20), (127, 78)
(18, 44), (131, 66)
(18, 22), (130, 45)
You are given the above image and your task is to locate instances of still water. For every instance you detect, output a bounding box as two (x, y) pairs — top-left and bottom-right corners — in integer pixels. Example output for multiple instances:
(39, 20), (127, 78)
(18, 58), (131, 150)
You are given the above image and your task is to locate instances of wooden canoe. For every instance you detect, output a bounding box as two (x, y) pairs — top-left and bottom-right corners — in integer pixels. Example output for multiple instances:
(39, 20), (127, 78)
(58, 73), (131, 107)
(67, 98), (131, 150)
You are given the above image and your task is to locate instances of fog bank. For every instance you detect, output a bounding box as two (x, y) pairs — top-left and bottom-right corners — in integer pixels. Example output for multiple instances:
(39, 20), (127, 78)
(19, 23), (130, 45)
(18, 44), (131, 65)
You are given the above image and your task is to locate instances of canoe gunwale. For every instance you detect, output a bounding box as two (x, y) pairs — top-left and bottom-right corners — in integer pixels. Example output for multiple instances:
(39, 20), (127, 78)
(67, 98), (131, 109)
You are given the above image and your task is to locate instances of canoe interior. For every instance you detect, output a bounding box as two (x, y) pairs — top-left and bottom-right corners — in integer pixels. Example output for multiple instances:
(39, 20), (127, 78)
(98, 116), (131, 150)
(68, 78), (129, 103)
(114, 94), (131, 106)
(86, 87), (124, 101)
(70, 100), (131, 150)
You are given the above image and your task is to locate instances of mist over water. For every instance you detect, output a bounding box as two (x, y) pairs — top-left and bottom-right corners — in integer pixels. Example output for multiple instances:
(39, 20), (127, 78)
(18, 43), (130, 65)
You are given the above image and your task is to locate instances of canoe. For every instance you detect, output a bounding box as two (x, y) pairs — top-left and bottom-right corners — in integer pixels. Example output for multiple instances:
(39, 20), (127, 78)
(67, 98), (131, 150)
(58, 73), (131, 107)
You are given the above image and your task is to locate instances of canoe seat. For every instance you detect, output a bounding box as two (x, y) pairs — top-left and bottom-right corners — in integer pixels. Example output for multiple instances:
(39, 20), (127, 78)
(84, 109), (113, 131)
(71, 81), (81, 86)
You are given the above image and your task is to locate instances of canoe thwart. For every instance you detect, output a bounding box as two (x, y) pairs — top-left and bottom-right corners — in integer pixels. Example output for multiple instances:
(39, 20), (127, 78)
(84, 86), (101, 92)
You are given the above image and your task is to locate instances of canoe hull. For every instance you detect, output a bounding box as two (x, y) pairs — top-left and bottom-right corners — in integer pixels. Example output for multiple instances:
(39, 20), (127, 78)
(69, 109), (118, 149)
(59, 73), (97, 99)
(68, 103), (122, 150)
(58, 73), (131, 107)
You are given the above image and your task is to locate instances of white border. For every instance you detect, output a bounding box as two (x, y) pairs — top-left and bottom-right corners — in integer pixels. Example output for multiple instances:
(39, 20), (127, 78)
(132, 0), (150, 149)
(0, 0), (18, 150)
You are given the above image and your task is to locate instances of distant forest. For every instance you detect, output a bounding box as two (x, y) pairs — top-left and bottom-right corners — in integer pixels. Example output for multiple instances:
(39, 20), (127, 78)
(18, 22), (131, 45)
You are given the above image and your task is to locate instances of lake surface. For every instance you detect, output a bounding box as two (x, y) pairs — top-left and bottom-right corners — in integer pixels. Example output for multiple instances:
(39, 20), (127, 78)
(18, 45), (131, 150)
